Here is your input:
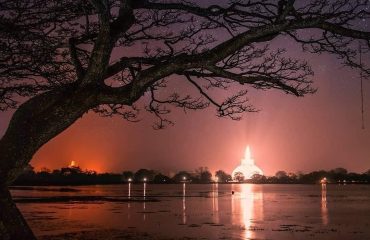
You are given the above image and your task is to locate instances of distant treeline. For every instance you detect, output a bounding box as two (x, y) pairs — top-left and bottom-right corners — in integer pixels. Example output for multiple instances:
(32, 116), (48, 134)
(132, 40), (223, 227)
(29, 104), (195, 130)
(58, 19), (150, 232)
(12, 165), (370, 186)
(247, 168), (370, 184)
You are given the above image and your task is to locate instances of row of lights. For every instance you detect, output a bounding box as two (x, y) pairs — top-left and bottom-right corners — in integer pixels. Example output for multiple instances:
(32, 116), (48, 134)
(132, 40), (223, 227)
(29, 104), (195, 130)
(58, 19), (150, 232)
(183, 177), (219, 182)
(127, 176), (219, 182)
(127, 177), (147, 182)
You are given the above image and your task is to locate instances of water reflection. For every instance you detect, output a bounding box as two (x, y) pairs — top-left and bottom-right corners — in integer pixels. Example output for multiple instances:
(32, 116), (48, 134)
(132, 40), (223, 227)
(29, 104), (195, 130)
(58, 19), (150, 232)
(182, 183), (186, 224)
(143, 182), (147, 221)
(241, 185), (253, 239)
(16, 184), (370, 239)
(212, 183), (219, 224)
(128, 182), (131, 199)
(321, 184), (328, 225)
(232, 184), (263, 239)
(143, 182), (147, 199)
(127, 182), (131, 220)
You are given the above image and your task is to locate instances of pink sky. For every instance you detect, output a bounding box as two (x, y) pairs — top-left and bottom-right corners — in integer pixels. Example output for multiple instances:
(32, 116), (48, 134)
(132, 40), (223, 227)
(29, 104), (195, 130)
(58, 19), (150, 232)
(1, 38), (369, 176)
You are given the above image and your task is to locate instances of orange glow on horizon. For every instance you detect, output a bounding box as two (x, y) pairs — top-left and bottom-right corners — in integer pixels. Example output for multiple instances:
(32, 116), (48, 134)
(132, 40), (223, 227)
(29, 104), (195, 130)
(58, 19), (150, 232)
(25, 97), (370, 176)
(30, 117), (116, 173)
(32, 156), (106, 173)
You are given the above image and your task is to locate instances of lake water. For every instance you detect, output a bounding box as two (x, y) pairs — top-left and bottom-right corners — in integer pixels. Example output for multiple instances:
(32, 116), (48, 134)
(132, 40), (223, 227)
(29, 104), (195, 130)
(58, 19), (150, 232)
(12, 184), (370, 240)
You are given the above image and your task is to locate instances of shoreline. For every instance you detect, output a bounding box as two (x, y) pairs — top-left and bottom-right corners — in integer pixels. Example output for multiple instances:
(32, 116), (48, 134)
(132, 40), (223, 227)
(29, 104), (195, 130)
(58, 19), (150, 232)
(10, 182), (370, 187)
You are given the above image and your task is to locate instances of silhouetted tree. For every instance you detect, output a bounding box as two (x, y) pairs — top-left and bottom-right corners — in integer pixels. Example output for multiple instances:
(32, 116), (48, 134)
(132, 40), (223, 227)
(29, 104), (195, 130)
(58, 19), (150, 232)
(1, 1), (369, 239)
(331, 167), (348, 175)
(134, 169), (155, 182)
(287, 172), (298, 182)
(200, 170), (213, 183)
(13, 165), (123, 185)
(122, 171), (134, 182)
(274, 171), (296, 183)
(328, 168), (349, 182)
(23, 164), (35, 174)
(13, 165), (36, 184)
(275, 171), (287, 178)
(298, 170), (327, 183)
(13, 165), (370, 185)
(172, 171), (192, 183)
(215, 170), (232, 183)
(61, 166), (82, 175)
(234, 172), (245, 182)
(194, 167), (212, 183)
(250, 174), (267, 183)
(153, 173), (171, 183)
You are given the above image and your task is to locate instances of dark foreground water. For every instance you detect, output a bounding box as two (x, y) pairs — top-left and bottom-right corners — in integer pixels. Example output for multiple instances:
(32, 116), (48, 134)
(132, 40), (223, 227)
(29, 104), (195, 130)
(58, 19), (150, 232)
(12, 184), (370, 240)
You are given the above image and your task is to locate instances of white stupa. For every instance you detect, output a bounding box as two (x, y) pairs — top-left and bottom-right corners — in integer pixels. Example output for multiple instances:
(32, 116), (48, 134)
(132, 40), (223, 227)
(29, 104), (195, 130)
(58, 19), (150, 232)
(232, 146), (263, 180)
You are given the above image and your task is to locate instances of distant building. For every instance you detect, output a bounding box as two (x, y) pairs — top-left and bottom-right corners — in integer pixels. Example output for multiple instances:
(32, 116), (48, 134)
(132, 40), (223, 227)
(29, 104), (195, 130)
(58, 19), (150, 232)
(61, 161), (82, 175)
(232, 146), (264, 180)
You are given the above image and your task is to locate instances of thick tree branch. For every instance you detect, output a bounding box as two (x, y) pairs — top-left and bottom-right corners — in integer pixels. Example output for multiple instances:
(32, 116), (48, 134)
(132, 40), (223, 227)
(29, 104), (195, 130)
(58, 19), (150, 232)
(68, 38), (85, 80)
(320, 22), (370, 40)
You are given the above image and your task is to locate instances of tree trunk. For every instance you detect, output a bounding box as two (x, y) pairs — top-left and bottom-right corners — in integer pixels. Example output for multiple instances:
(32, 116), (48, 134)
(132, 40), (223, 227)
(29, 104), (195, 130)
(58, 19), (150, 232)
(0, 86), (99, 239)
(0, 187), (37, 240)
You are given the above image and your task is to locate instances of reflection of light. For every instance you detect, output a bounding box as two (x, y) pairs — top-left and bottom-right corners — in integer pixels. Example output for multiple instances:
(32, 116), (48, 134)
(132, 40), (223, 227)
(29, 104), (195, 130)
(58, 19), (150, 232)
(143, 204), (146, 221)
(127, 202), (131, 219)
(231, 184), (264, 239)
(143, 182), (146, 198)
(212, 182), (219, 223)
(321, 184), (328, 225)
(241, 184), (253, 239)
(128, 180), (132, 217)
(128, 182), (131, 199)
(182, 183), (186, 224)
(143, 182), (146, 217)
(127, 182), (131, 219)
(212, 183), (219, 210)
(143, 182), (147, 221)
(182, 183), (186, 199)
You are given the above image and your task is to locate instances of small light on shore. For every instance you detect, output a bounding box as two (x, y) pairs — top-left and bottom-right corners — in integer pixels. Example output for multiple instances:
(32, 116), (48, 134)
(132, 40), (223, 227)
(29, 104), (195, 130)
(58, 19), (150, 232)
(143, 177), (147, 182)
(128, 178), (132, 182)
(320, 177), (327, 184)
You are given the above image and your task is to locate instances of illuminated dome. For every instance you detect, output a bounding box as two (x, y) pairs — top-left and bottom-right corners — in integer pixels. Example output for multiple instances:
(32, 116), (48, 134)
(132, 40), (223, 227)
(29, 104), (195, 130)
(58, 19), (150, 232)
(232, 146), (263, 180)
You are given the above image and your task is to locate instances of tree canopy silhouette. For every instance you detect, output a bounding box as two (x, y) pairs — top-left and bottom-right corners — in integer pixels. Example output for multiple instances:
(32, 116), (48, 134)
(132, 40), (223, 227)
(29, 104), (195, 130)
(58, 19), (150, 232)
(0, 0), (369, 239)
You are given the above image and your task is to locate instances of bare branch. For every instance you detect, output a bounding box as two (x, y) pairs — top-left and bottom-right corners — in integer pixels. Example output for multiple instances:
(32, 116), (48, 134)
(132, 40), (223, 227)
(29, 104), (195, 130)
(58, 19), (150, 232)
(0, 0), (369, 127)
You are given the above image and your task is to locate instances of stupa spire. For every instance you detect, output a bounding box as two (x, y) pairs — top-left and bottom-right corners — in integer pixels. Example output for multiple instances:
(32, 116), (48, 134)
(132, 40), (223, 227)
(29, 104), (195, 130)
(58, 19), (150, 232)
(242, 145), (254, 165)
(233, 145), (263, 180)
(246, 146), (251, 161)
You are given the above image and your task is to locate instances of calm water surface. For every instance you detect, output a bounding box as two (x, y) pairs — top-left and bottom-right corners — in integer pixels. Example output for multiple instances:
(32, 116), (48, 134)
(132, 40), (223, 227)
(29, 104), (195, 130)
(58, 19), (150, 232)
(12, 184), (370, 239)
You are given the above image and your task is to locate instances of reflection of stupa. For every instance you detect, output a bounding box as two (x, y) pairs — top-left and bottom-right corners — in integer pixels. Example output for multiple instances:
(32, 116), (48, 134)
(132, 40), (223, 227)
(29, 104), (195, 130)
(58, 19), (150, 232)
(232, 146), (263, 180)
